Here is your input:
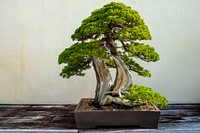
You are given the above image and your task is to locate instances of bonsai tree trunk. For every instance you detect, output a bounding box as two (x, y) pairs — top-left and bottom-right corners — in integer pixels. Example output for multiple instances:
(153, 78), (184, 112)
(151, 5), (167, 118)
(92, 55), (133, 106)
(92, 57), (112, 105)
(92, 33), (133, 106)
(111, 55), (132, 96)
(101, 54), (133, 106)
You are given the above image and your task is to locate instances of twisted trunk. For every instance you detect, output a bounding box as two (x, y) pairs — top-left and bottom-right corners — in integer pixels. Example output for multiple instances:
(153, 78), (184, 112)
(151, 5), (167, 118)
(92, 55), (133, 106)
(93, 33), (132, 106)
(111, 55), (132, 96)
(101, 54), (133, 106)
(92, 57), (112, 105)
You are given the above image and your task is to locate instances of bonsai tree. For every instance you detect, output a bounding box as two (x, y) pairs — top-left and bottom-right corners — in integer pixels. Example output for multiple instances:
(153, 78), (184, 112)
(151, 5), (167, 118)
(59, 2), (167, 108)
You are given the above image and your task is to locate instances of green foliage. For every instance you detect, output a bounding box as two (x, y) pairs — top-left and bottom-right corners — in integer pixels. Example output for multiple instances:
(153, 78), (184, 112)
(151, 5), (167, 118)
(71, 2), (151, 41)
(119, 51), (151, 77)
(117, 42), (159, 77)
(59, 2), (158, 78)
(128, 42), (160, 62)
(117, 26), (151, 41)
(58, 2), (168, 108)
(58, 41), (108, 78)
(123, 85), (168, 108)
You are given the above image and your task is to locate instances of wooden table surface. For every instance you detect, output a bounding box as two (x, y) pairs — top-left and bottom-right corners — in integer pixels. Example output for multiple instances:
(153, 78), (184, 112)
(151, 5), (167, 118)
(0, 104), (199, 133)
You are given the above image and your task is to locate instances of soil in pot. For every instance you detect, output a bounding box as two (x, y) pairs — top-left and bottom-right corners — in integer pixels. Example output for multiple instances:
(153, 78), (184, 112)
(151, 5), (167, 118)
(77, 98), (156, 111)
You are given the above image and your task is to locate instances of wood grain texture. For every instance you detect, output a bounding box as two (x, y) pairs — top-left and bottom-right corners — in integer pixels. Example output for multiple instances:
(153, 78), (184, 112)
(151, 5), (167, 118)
(0, 104), (199, 132)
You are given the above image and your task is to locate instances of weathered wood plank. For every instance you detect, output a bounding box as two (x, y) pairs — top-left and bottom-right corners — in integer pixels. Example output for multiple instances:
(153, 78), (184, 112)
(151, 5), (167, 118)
(0, 104), (76, 129)
(160, 109), (200, 116)
(0, 104), (199, 133)
(162, 104), (200, 110)
(0, 129), (77, 133)
(79, 123), (200, 133)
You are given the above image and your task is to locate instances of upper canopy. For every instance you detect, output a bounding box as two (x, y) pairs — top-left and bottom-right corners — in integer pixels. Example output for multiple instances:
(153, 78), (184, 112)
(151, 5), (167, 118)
(71, 2), (152, 41)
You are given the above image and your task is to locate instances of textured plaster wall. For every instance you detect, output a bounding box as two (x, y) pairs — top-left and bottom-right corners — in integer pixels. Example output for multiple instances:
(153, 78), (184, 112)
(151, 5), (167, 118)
(0, 0), (200, 104)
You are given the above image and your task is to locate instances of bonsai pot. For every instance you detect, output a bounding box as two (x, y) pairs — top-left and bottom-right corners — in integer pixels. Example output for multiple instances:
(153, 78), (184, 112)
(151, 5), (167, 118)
(74, 98), (160, 129)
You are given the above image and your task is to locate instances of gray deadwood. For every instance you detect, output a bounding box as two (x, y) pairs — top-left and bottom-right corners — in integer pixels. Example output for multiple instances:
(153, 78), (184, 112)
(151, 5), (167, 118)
(92, 54), (133, 106)
(92, 57), (112, 105)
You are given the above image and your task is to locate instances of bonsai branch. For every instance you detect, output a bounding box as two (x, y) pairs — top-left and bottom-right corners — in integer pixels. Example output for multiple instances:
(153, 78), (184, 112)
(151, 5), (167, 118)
(120, 40), (128, 51)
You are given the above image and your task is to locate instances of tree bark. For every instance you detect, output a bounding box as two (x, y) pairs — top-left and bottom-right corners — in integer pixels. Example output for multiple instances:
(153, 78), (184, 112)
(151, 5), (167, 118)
(93, 33), (133, 106)
(100, 54), (133, 106)
(92, 57), (112, 105)
(111, 55), (132, 96)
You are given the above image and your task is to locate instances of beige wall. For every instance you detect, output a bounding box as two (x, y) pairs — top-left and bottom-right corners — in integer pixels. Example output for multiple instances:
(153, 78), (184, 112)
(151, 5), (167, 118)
(0, 0), (200, 104)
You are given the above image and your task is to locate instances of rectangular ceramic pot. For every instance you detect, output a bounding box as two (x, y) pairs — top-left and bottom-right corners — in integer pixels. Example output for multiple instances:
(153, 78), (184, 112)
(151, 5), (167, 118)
(74, 98), (160, 129)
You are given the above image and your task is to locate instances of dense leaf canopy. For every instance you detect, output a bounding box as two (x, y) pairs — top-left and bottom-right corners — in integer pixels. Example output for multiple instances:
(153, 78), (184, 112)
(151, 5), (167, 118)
(71, 2), (151, 41)
(59, 2), (159, 78)
(59, 41), (108, 78)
